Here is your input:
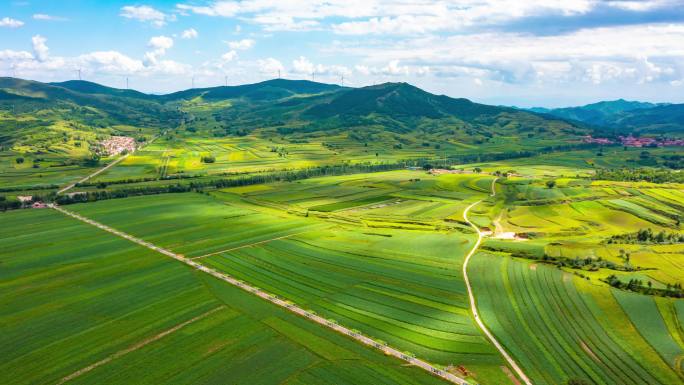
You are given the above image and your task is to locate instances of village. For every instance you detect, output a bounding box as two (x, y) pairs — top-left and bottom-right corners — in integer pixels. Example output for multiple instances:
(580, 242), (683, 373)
(98, 136), (137, 156)
(583, 135), (684, 147)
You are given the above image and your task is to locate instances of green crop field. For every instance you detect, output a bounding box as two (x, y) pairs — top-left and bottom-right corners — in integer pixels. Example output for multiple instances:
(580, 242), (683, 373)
(2, 72), (684, 385)
(0, 208), (453, 385)
(60, 174), (515, 384)
(469, 252), (683, 385)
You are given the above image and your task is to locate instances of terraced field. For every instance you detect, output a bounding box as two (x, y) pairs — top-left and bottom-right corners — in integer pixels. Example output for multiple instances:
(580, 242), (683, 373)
(0, 208), (452, 385)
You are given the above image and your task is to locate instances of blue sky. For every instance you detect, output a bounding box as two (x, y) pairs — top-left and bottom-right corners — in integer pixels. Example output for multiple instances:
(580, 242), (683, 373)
(1, 0), (684, 107)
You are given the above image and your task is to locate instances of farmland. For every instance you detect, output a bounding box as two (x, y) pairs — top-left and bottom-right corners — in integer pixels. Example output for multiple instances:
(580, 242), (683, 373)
(0, 208), (453, 385)
(2, 76), (684, 385)
(64, 172), (515, 384)
(469, 252), (683, 385)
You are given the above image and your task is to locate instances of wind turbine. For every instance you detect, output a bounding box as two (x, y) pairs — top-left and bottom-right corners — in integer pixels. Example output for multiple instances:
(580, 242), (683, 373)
(76, 68), (82, 81)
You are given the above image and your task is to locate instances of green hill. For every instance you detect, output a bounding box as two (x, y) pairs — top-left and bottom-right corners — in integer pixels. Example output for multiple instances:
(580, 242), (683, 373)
(50, 80), (156, 100)
(527, 99), (682, 135)
(160, 79), (342, 102)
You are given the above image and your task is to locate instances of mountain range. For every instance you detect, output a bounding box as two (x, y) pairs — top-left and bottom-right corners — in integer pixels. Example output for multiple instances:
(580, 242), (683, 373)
(0, 77), (681, 159)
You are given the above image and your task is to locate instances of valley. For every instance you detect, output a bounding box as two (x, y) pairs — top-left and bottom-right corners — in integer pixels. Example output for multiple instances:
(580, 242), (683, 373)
(1, 78), (682, 385)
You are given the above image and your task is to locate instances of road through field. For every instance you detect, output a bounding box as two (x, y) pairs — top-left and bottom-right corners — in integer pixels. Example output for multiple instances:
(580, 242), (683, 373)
(462, 178), (532, 385)
(56, 154), (130, 195)
(50, 204), (470, 385)
(57, 133), (165, 195)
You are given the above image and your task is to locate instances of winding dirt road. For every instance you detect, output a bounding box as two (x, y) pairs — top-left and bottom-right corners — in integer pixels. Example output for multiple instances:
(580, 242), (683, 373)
(462, 178), (533, 385)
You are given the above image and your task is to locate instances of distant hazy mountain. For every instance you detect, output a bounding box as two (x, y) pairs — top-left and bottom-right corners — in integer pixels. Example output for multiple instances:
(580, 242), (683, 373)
(524, 99), (682, 134)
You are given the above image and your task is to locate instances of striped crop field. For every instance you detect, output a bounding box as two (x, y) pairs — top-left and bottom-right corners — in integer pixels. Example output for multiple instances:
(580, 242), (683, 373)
(67, 193), (325, 258)
(469, 251), (683, 385)
(201, 228), (498, 364)
(56, 187), (515, 384)
(0, 208), (452, 385)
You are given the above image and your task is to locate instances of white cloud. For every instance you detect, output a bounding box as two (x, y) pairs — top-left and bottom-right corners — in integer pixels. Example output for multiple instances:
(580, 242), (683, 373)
(0, 49), (33, 61)
(120, 5), (168, 27)
(328, 23), (684, 85)
(148, 36), (174, 50)
(33, 14), (66, 21)
(76, 51), (145, 74)
(221, 50), (237, 62)
(354, 65), (371, 75)
(181, 28), (198, 39)
(32, 35), (49, 62)
(292, 56), (314, 74)
(0, 17), (24, 28)
(227, 39), (255, 50)
(258, 57), (284, 75)
(382, 60), (409, 76)
(145, 36), (174, 65)
(0, 35), (196, 86)
(174, 0), (603, 35)
(607, 0), (676, 11)
(291, 56), (351, 79)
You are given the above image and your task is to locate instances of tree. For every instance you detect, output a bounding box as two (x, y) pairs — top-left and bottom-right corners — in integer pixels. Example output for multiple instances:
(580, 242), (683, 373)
(473, 167), (482, 173)
(15, 157), (24, 164)
(201, 155), (216, 163)
(546, 180), (556, 189)
(84, 154), (101, 167)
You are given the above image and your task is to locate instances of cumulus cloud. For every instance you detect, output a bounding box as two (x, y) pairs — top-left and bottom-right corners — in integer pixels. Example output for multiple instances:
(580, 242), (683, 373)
(120, 5), (169, 27)
(32, 35), (49, 62)
(327, 23), (684, 86)
(221, 50), (237, 62)
(227, 39), (255, 50)
(291, 56), (351, 79)
(0, 35), (197, 87)
(382, 60), (409, 75)
(181, 28), (198, 39)
(0, 17), (24, 28)
(76, 51), (144, 74)
(144, 35), (174, 65)
(258, 57), (284, 75)
(0, 49), (33, 61)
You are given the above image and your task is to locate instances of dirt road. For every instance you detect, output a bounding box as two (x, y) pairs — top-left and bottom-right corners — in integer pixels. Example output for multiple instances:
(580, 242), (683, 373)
(461, 178), (533, 385)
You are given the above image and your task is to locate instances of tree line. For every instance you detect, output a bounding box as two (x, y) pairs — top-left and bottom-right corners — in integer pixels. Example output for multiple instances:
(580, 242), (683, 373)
(604, 275), (683, 298)
(54, 162), (407, 205)
(594, 168), (684, 184)
(607, 228), (684, 244)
